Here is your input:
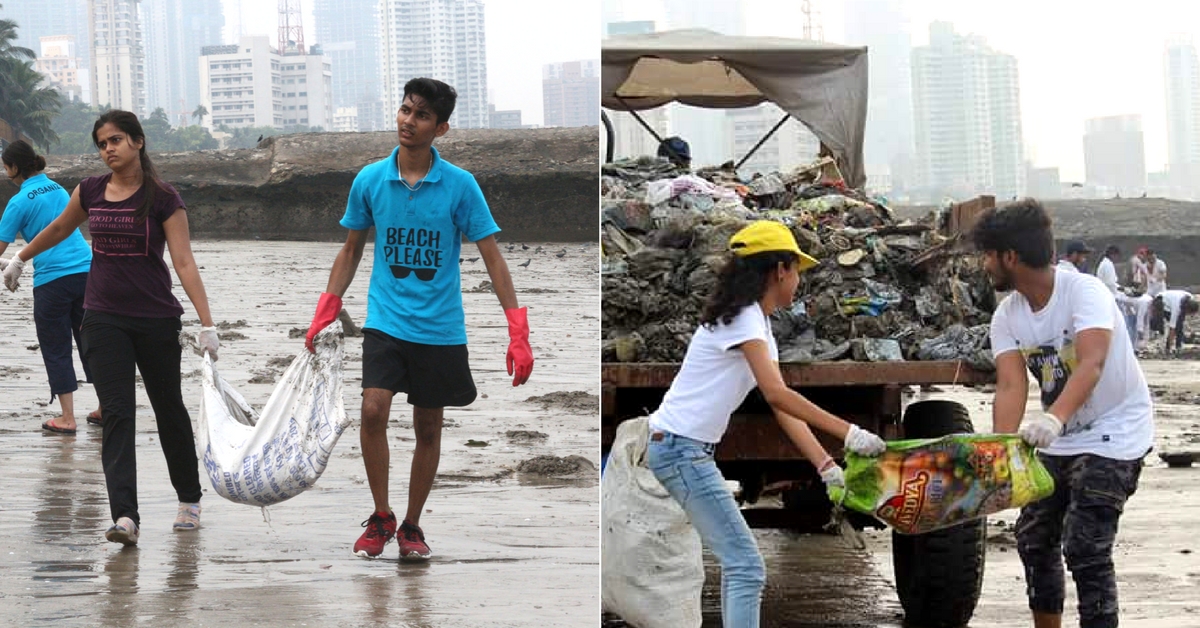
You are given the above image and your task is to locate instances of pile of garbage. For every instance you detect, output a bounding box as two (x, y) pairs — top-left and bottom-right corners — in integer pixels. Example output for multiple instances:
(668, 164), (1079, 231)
(601, 156), (996, 368)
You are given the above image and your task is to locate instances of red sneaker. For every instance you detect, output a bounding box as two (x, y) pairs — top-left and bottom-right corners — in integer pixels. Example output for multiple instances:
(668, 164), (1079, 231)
(353, 510), (397, 558)
(397, 520), (432, 561)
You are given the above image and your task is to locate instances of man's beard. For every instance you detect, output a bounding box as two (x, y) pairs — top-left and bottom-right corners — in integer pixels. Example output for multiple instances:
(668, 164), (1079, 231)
(989, 268), (1013, 293)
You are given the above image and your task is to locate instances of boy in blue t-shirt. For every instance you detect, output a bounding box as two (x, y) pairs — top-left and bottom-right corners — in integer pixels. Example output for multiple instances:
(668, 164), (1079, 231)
(305, 78), (534, 562)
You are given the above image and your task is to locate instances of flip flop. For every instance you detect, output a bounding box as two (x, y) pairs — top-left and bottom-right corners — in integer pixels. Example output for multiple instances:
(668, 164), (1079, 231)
(86, 410), (103, 426)
(42, 420), (77, 435)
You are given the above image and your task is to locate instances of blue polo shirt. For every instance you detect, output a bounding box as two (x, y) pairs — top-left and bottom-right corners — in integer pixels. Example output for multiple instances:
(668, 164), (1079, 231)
(0, 174), (91, 288)
(341, 145), (500, 345)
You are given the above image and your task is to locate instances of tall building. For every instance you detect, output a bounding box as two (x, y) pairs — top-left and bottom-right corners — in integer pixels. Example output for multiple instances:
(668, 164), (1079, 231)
(842, 0), (914, 189)
(489, 104), (522, 129)
(911, 22), (1025, 201)
(142, 0), (225, 126)
(35, 36), (86, 103)
(198, 35), (333, 131)
(313, 0), (384, 131)
(378, 0), (488, 129)
(726, 104), (819, 176)
(2, 0), (91, 71)
(1083, 114), (1147, 196)
(89, 0), (146, 114)
(542, 60), (599, 128)
(332, 106), (359, 132)
(1164, 38), (1200, 179)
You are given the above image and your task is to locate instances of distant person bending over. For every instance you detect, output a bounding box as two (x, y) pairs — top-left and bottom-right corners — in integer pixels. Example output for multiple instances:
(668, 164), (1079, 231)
(1055, 240), (1091, 273)
(2, 110), (219, 546)
(972, 198), (1153, 628)
(0, 140), (100, 433)
(305, 78), (534, 562)
(1153, 289), (1198, 356)
(646, 220), (886, 627)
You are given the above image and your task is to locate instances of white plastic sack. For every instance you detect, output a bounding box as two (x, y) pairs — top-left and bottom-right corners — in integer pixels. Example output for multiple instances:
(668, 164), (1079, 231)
(196, 322), (350, 506)
(601, 417), (704, 628)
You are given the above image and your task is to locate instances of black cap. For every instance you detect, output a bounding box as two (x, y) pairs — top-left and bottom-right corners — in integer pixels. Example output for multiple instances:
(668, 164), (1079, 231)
(1065, 240), (1092, 255)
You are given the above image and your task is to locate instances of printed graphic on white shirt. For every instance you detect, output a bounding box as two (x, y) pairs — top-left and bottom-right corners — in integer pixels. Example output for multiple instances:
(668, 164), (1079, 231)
(1022, 341), (1076, 410)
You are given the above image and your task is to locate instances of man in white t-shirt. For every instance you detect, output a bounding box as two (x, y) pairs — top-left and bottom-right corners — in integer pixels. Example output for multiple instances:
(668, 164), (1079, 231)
(1055, 239), (1091, 274)
(1095, 245), (1140, 349)
(1153, 289), (1197, 356)
(1145, 249), (1167, 297)
(971, 199), (1153, 628)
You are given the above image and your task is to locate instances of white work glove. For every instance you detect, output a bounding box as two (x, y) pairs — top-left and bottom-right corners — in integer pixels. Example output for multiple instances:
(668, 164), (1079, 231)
(2, 256), (24, 292)
(818, 458), (845, 487)
(845, 424), (887, 456)
(1018, 412), (1064, 448)
(197, 326), (220, 361)
(0, 257), (8, 270)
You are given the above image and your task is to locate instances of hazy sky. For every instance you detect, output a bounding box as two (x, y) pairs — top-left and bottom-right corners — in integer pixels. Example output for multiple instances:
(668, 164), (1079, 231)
(605, 0), (1200, 181)
(226, 0), (599, 127)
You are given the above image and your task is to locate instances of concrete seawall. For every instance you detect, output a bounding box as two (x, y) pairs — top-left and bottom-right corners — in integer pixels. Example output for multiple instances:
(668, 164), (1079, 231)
(1, 126), (599, 243)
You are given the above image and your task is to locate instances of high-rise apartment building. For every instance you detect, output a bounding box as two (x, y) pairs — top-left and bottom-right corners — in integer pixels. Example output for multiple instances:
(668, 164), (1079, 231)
(378, 0), (488, 129)
(1164, 38), (1200, 176)
(726, 104), (819, 177)
(313, 0), (383, 131)
(542, 60), (599, 128)
(602, 20), (666, 161)
(911, 22), (1024, 201)
(89, 0), (146, 114)
(3, 0), (91, 71)
(1083, 114), (1147, 196)
(843, 0), (914, 189)
(35, 36), (85, 103)
(198, 36), (333, 131)
(489, 104), (522, 129)
(142, 0), (224, 126)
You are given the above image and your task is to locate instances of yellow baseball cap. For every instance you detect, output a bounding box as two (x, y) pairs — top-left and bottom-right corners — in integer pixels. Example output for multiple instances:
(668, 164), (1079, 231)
(729, 221), (820, 271)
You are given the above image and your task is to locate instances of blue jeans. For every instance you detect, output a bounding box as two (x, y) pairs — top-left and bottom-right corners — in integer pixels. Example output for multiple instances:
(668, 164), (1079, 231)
(647, 431), (764, 628)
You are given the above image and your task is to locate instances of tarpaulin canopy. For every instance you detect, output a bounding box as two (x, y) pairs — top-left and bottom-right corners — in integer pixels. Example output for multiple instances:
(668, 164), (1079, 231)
(602, 29), (869, 188)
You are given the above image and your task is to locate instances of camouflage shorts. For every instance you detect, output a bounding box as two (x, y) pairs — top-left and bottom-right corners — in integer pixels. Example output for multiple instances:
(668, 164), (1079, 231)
(1015, 453), (1142, 628)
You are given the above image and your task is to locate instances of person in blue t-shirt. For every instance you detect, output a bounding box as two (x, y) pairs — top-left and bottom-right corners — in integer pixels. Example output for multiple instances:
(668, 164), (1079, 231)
(1, 140), (99, 434)
(305, 78), (535, 562)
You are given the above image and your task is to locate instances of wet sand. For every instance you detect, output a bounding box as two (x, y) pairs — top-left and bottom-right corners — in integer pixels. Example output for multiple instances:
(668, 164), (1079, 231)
(0, 240), (599, 627)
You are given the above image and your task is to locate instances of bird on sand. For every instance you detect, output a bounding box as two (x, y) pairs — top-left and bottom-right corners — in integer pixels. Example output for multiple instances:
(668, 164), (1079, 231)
(466, 257), (479, 263)
(535, 246), (544, 254)
(257, 134), (263, 142)
(521, 244), (529, 250)
(518, 259), (531, 268)
(555, 249), (566, 258)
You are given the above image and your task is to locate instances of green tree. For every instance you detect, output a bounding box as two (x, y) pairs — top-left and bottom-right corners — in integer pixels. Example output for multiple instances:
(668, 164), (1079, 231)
(170, 125), (219, 151)
(0, 9), (60, 149)
(218, 124), (282, 149)
(192, 104), (208, 126)
(49, 99), (106, 154)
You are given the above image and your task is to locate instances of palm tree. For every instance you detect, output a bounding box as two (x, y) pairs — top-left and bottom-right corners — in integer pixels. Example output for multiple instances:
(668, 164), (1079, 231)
(0, 59), (61, 149)
(192, 104), (208, 126)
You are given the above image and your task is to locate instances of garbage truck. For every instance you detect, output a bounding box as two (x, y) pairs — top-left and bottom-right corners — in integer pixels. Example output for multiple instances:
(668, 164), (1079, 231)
(601, 29), (997, 628)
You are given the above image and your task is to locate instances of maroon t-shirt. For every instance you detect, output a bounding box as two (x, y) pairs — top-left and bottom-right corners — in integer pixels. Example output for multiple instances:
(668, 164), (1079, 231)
(79, 173), (185, 318)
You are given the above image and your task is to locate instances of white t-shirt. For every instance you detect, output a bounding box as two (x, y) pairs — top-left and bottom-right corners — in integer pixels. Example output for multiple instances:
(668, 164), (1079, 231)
(1056, 259), (1079, 274)
(990, 269), (1154, 460)
(1095, 258), (1119, 295)
(1130, 256), (1148, 287)
(1159, 289), (1192, 328)
(649, 303), (778, 444)
(1147, 259), (1168, 296)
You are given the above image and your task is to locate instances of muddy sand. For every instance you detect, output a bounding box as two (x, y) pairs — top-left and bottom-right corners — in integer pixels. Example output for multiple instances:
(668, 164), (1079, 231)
(0, 240), (599, 627)
(605, 359), (1200, 627)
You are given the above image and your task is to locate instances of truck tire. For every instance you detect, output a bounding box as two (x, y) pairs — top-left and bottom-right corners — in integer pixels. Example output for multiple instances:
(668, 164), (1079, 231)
(892, 400), (986, 628)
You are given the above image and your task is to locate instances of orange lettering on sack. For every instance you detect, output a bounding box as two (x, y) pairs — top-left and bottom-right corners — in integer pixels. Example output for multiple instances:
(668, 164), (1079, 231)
(894, 471), (930, 530)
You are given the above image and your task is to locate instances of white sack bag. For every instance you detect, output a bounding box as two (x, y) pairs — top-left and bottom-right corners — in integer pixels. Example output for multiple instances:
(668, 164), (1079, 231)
(600, 417), (704, 628)
(196, 322), (350, 506)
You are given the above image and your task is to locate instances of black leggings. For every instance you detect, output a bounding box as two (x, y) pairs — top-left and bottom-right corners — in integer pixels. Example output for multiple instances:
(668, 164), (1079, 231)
(81, 311), (202, 525)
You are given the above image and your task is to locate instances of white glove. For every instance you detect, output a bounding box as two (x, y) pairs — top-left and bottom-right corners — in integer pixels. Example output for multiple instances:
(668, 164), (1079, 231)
(0, 257), (8, 270)
(198, 326), (219, 361)
(818, 459), (845, 487)
(2, 256), (24, 292)
(845, 424), (887, 456)
(1018, 412), (1064, 448)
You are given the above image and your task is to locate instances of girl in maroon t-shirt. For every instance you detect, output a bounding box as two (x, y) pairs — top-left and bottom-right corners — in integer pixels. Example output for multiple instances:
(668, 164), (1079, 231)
(3, 110), (220, 546)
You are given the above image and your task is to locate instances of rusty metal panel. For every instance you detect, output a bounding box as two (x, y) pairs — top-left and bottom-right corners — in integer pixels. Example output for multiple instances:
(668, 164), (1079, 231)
(602, 360), (994, 388)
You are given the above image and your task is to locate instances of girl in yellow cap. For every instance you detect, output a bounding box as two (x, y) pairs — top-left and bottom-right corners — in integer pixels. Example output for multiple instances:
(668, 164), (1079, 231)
(645, 220), (886, 627)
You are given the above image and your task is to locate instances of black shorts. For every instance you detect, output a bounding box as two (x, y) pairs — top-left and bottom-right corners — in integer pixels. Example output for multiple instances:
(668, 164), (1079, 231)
(361, 329), (477, 408)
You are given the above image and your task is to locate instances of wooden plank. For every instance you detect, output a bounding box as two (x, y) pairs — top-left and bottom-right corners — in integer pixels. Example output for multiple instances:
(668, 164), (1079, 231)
(602, 360), (994, 388)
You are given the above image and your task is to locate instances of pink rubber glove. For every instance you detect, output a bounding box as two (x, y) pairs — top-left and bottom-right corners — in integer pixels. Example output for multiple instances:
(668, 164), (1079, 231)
(306, 293), (342, 352)
(505, 307), (533, 386)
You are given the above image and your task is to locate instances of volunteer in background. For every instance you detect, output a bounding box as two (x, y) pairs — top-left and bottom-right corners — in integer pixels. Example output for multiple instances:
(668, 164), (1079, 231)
(1095, 244), (1139, 348)
(1152, 289), (1197, 356)
(645, 220), (886, 627)
(656, 136), (692, 170)
(306, 78), (534, 562)
(0, 140), (100, 434)
(1129, 247), (1149, 290)
(972, 199), (1153, 628)
(1055, 239), (1091, 273)
(1145, 249), (1167, 297)
(2, 111), (218, 546)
